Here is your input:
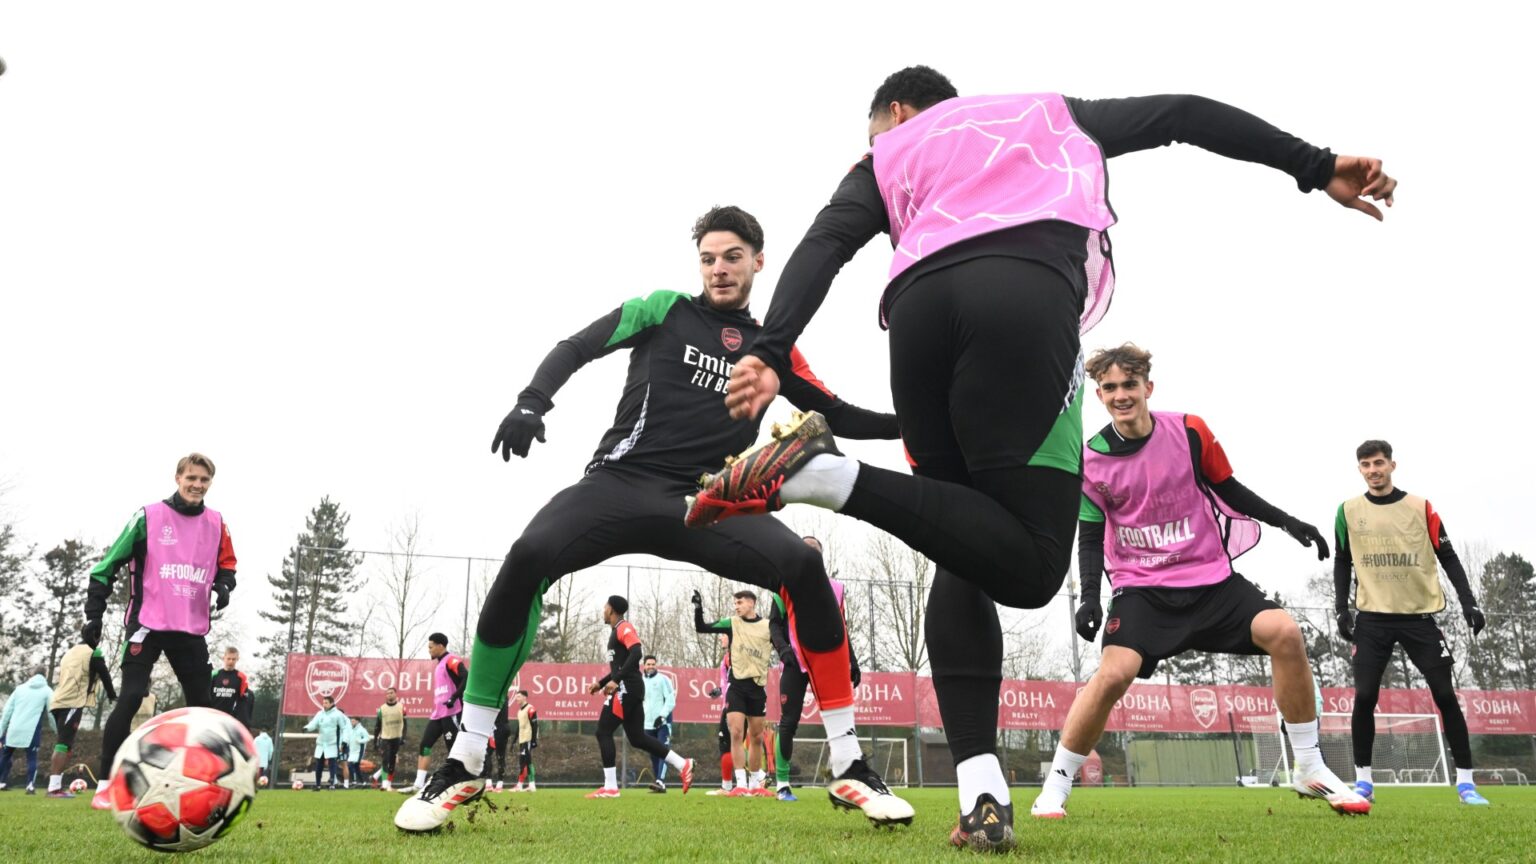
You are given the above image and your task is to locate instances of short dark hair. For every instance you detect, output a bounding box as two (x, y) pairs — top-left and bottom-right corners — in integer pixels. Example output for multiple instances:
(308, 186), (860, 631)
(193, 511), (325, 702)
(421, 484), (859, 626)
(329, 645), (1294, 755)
(869, 65), (958, 117)
(428, 632), (448, 647)
(1356, 439), (1393, 461)
(607, 595), (629, 616)
(386, 687), (396, 693)
(517, 690), (529, 697)
(692, 205), (764, 253)
(733, 590), (757, 602)
(322, 695), (334, 705)
(643, 654), (657, 663)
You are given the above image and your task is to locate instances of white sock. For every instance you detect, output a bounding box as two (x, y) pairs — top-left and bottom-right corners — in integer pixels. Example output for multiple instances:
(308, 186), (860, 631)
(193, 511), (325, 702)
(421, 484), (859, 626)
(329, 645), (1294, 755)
(97, 779), (108, 791)
(751, 770), (766, 789)
(734, 769), (747, 788)
(721, 778), (732, 790)
(780, 454), (859, 511)
(821, 705), (861, 776)
(1457, 768), (1475, 786)
(1355, 766), (1372, 785)
(603, 766), (617, 790)
(1036, 746), (1085, 808)
(415, 771), (427, 789)
(448, 704), (496, 774)
(48, 774), (62, 792)
(665, 751), (687, 771)
(1285, 719), (1323, 771)
(956, 754), (1010, 811)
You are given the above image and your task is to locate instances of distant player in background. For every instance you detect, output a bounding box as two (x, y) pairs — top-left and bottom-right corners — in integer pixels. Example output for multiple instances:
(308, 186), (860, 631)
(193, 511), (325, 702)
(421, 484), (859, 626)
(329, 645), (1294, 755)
(407, 633), (466, 794)
(304, 696), (349, 790)
(346, 717), (369, 789)
(1335, 440), (1489, 806)
(253, 728), (274, 784)
(510, 690), (538, 793)
(373, 687), (407, 791)
(210, 646), (253, 730)
(46, 633), (116, 797)
(704, 636), (735, 795)
(695, 589), (788, 796)
(585, 597), (694, 799)
(642, 655), (677, 793)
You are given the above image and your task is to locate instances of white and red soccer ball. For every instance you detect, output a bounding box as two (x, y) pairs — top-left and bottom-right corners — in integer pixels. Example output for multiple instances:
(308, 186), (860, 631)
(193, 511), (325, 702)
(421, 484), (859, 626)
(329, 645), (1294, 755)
(258, 775), (269, 788)
(107, 707), (258, 853)
(69, 778), (88, 793)
(292, 779), (304, 790)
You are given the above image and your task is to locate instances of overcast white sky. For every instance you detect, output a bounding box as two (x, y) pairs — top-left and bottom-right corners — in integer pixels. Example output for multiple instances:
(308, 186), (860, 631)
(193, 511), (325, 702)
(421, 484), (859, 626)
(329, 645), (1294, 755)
(1, 2), (1529, 663)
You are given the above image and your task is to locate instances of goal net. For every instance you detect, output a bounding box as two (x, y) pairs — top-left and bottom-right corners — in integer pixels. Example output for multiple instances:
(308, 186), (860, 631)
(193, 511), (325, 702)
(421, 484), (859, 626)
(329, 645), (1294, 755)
(798, 737), (910, 788)
(1246, 712), (1447, 786)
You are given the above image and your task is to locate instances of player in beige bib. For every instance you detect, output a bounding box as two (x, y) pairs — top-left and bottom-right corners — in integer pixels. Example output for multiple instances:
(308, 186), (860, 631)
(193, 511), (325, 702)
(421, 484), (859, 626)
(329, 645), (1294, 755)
(1333, 440), (1487, 806)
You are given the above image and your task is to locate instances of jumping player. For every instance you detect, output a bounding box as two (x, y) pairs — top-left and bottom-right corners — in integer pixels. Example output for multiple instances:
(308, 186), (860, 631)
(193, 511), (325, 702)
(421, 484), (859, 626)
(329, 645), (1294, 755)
(394, 206), (912, 831)
(1335, 440), (1489, 806)
(1030, 344), (1368, 846)
(691, 66), (1395, 845)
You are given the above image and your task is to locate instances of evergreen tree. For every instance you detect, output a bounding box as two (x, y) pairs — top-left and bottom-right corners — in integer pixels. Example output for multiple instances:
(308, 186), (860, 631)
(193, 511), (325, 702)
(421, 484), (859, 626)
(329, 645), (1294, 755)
(1469, 553), (1536, 690)
(0, 521), (40, 687)
(257, 497), (361, 681)
(36, 539), (99, 680)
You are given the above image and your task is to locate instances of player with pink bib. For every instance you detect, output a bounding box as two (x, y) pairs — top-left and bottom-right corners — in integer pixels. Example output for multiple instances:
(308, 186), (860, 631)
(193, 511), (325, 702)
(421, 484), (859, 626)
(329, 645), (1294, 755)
(692, 65), (1395, 849)
(1032, 344), (1369, 829)
(83, 453), (237, 809)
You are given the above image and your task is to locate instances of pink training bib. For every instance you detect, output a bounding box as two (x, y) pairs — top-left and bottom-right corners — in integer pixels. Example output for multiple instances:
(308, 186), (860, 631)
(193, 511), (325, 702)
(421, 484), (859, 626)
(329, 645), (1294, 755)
(138, 502), (222, 634)
(1082, 412), (1259, 589)
(872, 93), (1117, 332)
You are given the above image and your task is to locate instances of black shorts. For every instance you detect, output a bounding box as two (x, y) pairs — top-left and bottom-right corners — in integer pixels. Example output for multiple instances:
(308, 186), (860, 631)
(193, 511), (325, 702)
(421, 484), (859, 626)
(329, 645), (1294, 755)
(51, 707), (85, 748)
(1103, 574), (1280, 678)
(420, 715), (461, 753)
(1352, 613), (1454, 673)
(724, 678), (767, 717)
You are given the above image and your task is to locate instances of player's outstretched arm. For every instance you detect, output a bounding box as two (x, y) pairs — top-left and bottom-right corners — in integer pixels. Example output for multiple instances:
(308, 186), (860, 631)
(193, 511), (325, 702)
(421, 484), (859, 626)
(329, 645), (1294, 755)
(778, 346), (900, 439)
(1067, 94), (1395, 219)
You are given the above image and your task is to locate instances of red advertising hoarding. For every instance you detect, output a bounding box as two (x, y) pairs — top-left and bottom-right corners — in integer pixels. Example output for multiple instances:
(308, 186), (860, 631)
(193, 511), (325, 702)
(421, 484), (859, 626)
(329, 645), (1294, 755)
(281, 654), (1536, 734)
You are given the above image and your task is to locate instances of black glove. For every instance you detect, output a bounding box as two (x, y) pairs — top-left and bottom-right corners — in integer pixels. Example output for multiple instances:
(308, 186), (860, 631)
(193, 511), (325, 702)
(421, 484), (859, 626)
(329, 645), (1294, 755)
(1074, 600), (1103, 642)
(850, 658), (862, 689)
(213, 585), (231, 611)
(707, 685), (722, 699)
(1465, 606), (1486, 637)
(690, 590), (703, 607)
(1336, 609), (1355, 642)
(491, 404), (547, 461)
(1282, 518), (1330, 561)
(81, 618), (102, 647)
(529, 739), (538, 750)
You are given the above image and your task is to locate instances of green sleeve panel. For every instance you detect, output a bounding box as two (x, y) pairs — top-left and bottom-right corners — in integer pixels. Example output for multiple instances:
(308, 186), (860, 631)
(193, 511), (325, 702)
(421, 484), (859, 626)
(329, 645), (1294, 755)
(1079, 495), (1105, 523)
(91, 509), (146, 585)
(1334, 503), (1350, 556)
(604, 290), (691, 348)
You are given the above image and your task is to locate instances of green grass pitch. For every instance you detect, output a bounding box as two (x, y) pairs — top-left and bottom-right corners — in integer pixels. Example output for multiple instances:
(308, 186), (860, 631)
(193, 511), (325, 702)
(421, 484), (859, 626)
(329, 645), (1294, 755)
(1, 785), (1532, 862)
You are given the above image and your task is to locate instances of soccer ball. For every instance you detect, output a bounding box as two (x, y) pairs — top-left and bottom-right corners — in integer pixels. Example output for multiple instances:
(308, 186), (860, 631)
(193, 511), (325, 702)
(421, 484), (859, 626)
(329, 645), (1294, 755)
(107, 707), (258, 853)
(258, 775), (269, 788)
(69, 778), (88, 793)
(292, 780), (304, 791)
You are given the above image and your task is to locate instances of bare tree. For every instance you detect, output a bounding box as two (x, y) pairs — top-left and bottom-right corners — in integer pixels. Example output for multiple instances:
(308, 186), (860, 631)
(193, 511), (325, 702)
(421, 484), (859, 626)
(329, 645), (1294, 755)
(856, 531), (930, 672)
(531, 575), (603, 664)
(372, 515), (442, 661)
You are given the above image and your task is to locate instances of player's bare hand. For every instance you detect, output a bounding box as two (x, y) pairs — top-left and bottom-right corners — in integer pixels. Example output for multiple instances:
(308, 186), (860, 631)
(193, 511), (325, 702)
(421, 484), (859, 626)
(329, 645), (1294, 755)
(587, 681), (603, 695)
(1326, 155), (1396, 221)
(725, 355), (779, 420)
(602, 681), (618, 696)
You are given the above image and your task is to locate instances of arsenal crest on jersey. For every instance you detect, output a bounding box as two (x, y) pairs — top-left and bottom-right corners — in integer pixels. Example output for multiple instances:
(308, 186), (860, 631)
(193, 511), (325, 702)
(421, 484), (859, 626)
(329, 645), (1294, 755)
(721, 327), (743, 351)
